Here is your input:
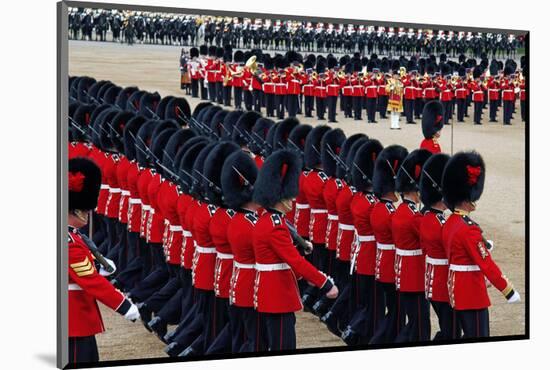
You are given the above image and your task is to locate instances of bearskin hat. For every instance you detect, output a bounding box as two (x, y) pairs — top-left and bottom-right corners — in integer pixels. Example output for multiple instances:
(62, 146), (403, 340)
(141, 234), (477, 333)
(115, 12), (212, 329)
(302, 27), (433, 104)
(151, 128), (177, 172)
(135, 120), (157, 167)
(420, 153), (451, 208)
(440, 53), (447, 63)
(154, 95), (174, 119)
(165, 97), (190, 126)
(234, 50), (245, 64)
(367, 60), (377, 73)
(422, 100), (445, 139)
(201, 105), (223, 130)
(304, 125), (331, 169)
(342, 136), (369, 182)
(372, 145), (409, 198)
(395, 149), (432, 193)
(96, 108), (120, 151)
(264, 122), (280, 156)
(221, 150), (258, 209)
(102, 85), (122, 105)
(71, 103), (96, 140)
(88, 80), (110, 103)
(321, 128), (346, 178)
(126, 90), (146, 112)
(123, 115), (147, 161)
(138, 92), (160, 118)
(163, 129), (196, 175)
(473, 66), (482, 79)
(288, 124), (312, 156)
(151, 119), (179, 142)
(232, 111), (262, 147)
(327, 56), (337, 69)
(216, 47), (224, 59)
(190, 47), (199, 58)
(200, 44), (208, 56)
(115, 86), (139, 110)
(208, 45), (217, 57)
(250, 117), (274, 155)
(191, 142), (218, 200)
(274, 117), (300, 150)
(174, 136), (208, 175)
(221, 110), (243, 141)
(96, 82), (115, 100)
(192, 101), (213, 118)
(110, 111), (135, 153)
(316, 60), (326, 74)
(336, 134), (367, 179)
(69, 158), (102, 211)
(253, 149), (302, 208)
(353, 61), (362, 73)
(352, 139), (384, 192)
(210, 109), (230, 139)
(76, 76), (97, 103)
(203, 142), (240, 206)
(179, 140), (208, 194)
(442, 151), (485, 210)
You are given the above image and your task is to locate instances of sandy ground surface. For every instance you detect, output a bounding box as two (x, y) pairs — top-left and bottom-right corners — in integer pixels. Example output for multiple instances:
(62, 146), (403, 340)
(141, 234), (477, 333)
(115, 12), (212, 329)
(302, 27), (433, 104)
(68, 40), (526, 362)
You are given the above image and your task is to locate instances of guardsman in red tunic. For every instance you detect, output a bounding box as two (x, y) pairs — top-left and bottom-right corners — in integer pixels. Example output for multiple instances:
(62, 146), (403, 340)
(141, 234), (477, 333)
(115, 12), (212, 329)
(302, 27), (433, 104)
(68, 103), (94, 159)
(377, 71), (390, 119)
(519, 72), (526, 122)
(455, 71), (468, 122)
(252, 149), (339, 351)
(393, 149), (432, 343)
(286, 64), (302, 118)
(420, 100), (444, 154)
(369, 145), (409, 344)
(442, 151), (520, 338)
(314, 63), (328, 120)
(221, 150), (262, 352)
(302, 63), (315, 117)
(274, 65), (287, 119)
(301, 125), (332, 309)
(326, 57), (340, 123)
(487, 64), (500, 122)
(419, 153), (461, 340)
(351, 62), (364, 120)
(214, 47), (225, 104)
(501, 66), (516, 125)
(68, 158), (139, 365)
(205, 45), (219, 102)
(342, 139), (384, 345)
(470, 67), (486, 125)
(403, 70), (417, 124)
(439, 74), (454, 124)
(232, 50), (245, 110)
(341, 66), (354, 119)
(365, 66), (379, 123)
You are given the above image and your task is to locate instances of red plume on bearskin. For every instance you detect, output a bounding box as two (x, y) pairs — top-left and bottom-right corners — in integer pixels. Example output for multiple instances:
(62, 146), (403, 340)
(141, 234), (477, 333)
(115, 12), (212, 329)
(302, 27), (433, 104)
(442, 151), (486, 210)
(69, 158), (102, 211)
(420, 153), (451, 208)
(396, 149), (432, 193)
(422, 100), (445, 139)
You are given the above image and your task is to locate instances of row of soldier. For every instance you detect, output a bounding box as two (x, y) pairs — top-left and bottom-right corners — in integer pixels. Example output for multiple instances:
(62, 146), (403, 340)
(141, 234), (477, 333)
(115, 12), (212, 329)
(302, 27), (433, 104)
(181, 47), (527, 125)
(67, 74), (519, 364)
(67, 8), (523, 58)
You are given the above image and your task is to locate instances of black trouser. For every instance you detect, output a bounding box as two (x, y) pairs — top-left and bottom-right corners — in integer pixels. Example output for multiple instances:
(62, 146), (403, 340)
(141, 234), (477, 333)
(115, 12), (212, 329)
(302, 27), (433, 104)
(115, 232), (144, 291)
(369, 281), (403, 344)
(304, 96), (314, 117)
(327, 95), (338, 122)
(316, 97), (326, 119)
(352, 96), (363, 120)
(208, 82), (217, 102)
(431, 300), (461, 341)
(223, 85), (232, 106)
(216, 82), (223, 104)
(200, 79), (208, 100)
(230, 306), (265, 352)
(129, 243), (169, 302)
(521, 100), (525, 121)
(261, 312), (297, 351)
(170, 288), (207, 352)
(366, 97), (377, 122)
(302, 244), (326, 305)
(503, 100), (513, 124)
(328, 260), (352, 326)
(442, 101), (452, 124)
(144, 264), (181, 313)
(287, 94), (299, 117)
(243, 89), (253, 110)
(465, 94), (472, 117)
(186, 289), (215, 354)
(68, 336), (99, 364)
(342, 96), (352, 118)
(377, 95), (388, 118)
(395, 292), (431, 343)
(456, 98), (466, 122)
(404, 98), (415, 123)
(191, 79), (199, 98)
(275, 94), (285, 119)
(264, 93), (275, 116)
(252, 90), (262, 112)
(489, 99), (498, 121)
(474, 101), (483, 124)
(205, 297), (231, 354)
(234, 87), (243, 109)
(455, 308), (490, 339)
(347, 274), (383, 343)
(414, 98), (423, 119)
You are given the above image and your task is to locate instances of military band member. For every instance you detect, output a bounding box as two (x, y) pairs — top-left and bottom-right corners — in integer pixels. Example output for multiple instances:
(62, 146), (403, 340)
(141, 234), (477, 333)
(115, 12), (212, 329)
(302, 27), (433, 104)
(420, 100), (444, 154)
(68, 158), (139, 364)
(471, 68), (486, 125)
(365, 67), (379, 123)
(387, 72), (404, 130)
(252, 149), (339, 350)
(442, 151), (520, 338)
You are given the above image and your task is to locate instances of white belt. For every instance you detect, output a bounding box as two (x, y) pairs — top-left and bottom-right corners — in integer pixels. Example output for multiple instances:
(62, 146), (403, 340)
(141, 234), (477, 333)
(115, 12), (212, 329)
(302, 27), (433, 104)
(100, 184), (110, 190)
(503, 89), (514, 93)
(426, 256), (448, 265)
(338, 223), (355, 231)
(357, 235), (375, 242)
(311, 208), (328, 214)
(328, 214), (339, 221)
(376, 242), (395, 251)
(255, 263), (290, 271)
(473, 91), (484, 95)
(489, 89), (499, 92)
(404, 86), (415, 92)
(234, 261), (255, 269)
(170, 225), (183, 232)
(68, 283), (82, 291)
(396, 248), (423, 256)
(150, 208), (155, 215)
(196, 245), (217, 254)
(129, 198), (141, 205)
(296, 203), (310, 210)
(449, 264), (480, 272)
(217, 252), (234, 259)
(142, 204), (151, 211)
(367, 86), (377, 90)
(121, 190), (130, 196)
(109, 187), (121, 193)
(182, 230), (192, 237)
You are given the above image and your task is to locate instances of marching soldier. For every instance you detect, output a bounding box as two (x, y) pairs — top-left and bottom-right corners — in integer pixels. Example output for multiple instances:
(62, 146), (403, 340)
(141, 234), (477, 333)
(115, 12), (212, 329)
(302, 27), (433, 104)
(68, 158), (139, 364)
(442, 151), (520, 338)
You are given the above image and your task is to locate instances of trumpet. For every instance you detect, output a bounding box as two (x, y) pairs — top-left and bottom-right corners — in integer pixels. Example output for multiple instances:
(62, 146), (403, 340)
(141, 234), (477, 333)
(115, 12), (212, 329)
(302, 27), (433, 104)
(399, 66), (407, 78)
(311, 71), (318, 80)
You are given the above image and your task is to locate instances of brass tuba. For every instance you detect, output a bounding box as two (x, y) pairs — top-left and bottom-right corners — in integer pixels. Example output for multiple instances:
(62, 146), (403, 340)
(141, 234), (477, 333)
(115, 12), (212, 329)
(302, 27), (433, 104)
(245, 55), (258, 73)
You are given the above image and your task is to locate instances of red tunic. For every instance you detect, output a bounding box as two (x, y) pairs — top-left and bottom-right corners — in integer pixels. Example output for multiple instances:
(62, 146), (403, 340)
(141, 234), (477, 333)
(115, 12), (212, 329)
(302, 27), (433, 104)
(420, 209), (449, 303)
(392, 200), (424, 292)
(192, 202), (218, 291)
(176, 194), (195, 270)
(294, 170), (311, 238)
(146, 173), (164, 244)
(335, 183), (355, 262)
(420, 138), (442, 154)
(137, 168), (154, 238)
(68, 141), (91, 159)
(253, 210), (328, 313)
(303, 169), (329, 244)
(323, 178), (344, 251)
(228, 211), (258, 307)
(126, 163), (142, 233)
(88, 147), (109, 215)
(68, 227), (129, 337)
(350, 192), (378, 275)
(104, 154), (121, 219)
(157, 181), (182, 265)
(442, 213), (513, 310)
(211, 208), (236, 299)
(116, 156), (131, 224)
(371, 199), (397, 284)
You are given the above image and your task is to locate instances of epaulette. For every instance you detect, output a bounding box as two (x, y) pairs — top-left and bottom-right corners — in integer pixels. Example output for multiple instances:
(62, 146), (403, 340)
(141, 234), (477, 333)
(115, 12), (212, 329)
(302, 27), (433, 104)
(150, 168), (157, 175)
(303, 169), (312, 176)
(68, 233), (75, 244)
(176, 185), (183, 195)
(349, 186), (357, 194)
(70, 141), (77, 147)
(366, 193), (377, 204)
(208, 204), (218, 217)
(226, 209), (236, 218)
(385, 201), (396, 213)
(436, 213), (446, 225)
(245, 212), (258, 225)
(335, 179), (344, 189)
(270, 213), (282, 226)
(407, 202), (419, 214)
(461, 214), (478, 227)
(318, 171), (329, 182)
(112, 153), (120, 162)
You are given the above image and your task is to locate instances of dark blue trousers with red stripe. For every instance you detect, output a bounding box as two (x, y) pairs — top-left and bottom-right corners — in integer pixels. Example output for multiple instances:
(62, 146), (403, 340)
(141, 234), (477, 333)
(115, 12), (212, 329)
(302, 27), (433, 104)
(68, 336), (99, 364)
(260, 312), (297, 351)
(455, 308), (490, 339)
(395, 292), (431, 343)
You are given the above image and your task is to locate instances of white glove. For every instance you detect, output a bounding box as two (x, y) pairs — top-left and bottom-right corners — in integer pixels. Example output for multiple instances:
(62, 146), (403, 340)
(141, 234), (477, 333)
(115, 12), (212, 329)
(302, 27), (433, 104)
(99, 258), (117, 277)
(507, 290), (521, 303)
(124, 303), (141, 321)
(304, 241), (313, 255)
(486, 239), (494, 252)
